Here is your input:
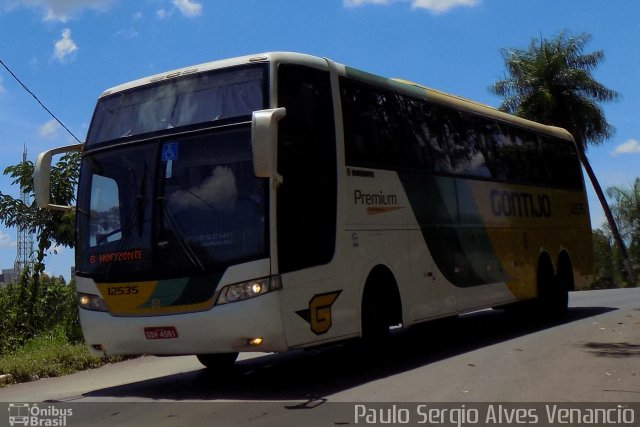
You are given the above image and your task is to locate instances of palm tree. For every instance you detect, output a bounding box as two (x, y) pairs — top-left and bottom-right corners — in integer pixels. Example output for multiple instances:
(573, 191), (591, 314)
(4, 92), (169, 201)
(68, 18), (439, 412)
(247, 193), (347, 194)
(490, 31), (636, 285)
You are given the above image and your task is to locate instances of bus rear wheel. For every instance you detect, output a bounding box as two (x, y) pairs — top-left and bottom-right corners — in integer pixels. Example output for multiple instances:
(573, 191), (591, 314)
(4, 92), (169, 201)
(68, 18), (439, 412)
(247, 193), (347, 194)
(537, 255), (568, 319)
(196, 352), (239, 369)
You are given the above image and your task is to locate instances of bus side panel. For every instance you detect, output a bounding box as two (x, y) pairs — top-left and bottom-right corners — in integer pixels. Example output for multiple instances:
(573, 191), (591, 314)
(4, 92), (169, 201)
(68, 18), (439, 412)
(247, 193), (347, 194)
(394, 171), (517, 313)
(346, 168), (458, 325)
(404, 229), (459, 322)
(465, 180), (594, 298)
(278, 264), (359, 349)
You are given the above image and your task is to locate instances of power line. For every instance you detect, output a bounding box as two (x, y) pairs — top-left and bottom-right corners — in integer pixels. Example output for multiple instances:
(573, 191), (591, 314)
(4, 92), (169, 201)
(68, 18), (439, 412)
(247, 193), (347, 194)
(0, 58), (82, 144)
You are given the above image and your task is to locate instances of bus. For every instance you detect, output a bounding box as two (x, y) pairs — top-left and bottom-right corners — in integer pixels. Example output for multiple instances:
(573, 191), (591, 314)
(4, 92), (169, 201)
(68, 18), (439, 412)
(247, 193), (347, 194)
(34, 52), (594, 367)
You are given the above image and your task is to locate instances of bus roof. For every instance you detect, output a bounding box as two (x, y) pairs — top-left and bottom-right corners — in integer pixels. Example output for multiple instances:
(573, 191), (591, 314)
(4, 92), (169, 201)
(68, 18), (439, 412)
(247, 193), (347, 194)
(98, 51), (574, 143)
(342, 66), (574, 142)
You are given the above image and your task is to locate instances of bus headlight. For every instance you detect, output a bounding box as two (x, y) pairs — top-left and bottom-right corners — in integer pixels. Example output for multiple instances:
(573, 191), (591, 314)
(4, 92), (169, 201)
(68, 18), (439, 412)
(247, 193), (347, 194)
(216, 275), (282, 305)
(78, 292), (109, 312)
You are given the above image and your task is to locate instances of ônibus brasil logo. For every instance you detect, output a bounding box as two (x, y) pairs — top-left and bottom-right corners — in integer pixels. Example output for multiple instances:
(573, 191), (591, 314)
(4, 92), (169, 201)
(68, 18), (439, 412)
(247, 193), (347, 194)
(8, 403), (73, 426)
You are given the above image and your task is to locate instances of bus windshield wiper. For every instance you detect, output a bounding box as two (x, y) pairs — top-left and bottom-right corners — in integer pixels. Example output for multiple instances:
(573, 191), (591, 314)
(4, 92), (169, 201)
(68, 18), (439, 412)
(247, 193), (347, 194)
(156, 196), (205, 272)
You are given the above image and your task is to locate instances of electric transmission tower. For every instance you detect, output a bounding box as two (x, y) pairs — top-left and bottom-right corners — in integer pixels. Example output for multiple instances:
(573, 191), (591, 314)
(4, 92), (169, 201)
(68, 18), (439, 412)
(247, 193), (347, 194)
(14, 145), (35, 274)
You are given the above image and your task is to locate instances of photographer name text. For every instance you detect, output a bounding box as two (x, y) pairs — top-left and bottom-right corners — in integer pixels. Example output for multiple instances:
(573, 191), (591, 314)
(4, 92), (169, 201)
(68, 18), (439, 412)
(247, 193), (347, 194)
(354, 404), (636, 426)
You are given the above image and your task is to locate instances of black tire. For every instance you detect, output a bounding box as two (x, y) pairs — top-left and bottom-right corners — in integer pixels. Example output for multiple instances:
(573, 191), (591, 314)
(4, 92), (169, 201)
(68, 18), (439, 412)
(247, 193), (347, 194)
(538, 256), (568, 319)
(196, 352), (239, 369)
(360, 268), (402, 344)
(361, 285), (390, 341)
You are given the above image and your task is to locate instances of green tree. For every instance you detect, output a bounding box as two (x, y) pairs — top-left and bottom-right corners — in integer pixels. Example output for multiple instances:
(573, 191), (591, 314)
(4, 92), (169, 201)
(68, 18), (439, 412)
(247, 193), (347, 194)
(591, 228), (622, 289)
(0, 150), (80, 298)
(490, 31), (635, 284)
(607, 179), (640, 280)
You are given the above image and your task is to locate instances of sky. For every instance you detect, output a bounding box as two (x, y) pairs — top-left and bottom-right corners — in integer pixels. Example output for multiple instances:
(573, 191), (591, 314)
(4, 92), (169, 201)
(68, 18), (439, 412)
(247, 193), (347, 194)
(1, 0), (639, 280)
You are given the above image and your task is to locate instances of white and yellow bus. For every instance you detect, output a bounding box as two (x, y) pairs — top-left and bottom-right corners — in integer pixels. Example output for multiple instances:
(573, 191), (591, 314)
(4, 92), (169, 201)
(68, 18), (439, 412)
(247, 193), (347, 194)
(35, 52), (593, 367)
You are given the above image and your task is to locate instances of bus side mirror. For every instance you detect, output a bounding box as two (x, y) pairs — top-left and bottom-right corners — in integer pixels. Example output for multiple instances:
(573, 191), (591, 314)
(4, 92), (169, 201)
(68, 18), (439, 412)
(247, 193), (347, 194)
(34, 144), (83, 211)
(251, 108), (286, 186)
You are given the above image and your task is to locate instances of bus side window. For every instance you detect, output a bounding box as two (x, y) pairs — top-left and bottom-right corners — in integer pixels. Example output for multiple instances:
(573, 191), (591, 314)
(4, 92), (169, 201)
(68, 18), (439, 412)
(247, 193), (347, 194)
(277, 64), (337, 273)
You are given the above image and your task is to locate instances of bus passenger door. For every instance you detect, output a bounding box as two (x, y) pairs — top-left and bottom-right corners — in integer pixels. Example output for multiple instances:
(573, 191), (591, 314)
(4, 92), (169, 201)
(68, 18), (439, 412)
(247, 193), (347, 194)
(274, 63), (352, 347)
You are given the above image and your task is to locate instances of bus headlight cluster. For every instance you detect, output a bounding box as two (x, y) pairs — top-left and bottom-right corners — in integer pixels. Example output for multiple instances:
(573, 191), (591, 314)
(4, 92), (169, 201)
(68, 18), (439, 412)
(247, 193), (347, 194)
(78, 292), (109, 312)
(216, 275), (282, 305)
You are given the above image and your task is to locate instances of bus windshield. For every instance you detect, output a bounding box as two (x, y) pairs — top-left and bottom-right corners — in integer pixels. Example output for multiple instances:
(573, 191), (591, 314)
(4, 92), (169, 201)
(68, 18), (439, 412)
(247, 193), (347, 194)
(76, 126), (269, 281)
(86, 64), (267, 146)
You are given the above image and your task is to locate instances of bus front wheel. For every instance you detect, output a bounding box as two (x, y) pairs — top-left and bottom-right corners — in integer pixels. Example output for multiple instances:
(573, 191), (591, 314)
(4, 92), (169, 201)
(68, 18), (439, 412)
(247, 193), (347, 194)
(196, 352), (239, 369)
(361, 266), (402, 343)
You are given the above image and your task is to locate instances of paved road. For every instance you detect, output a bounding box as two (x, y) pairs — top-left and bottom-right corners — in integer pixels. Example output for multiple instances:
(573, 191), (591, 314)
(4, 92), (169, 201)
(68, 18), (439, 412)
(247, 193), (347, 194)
(1, 288), (638, 426)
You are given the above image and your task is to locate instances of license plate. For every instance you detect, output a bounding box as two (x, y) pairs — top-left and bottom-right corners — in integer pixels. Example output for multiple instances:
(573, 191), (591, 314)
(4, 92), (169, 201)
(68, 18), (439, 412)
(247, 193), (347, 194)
(144, 326), (178, 340)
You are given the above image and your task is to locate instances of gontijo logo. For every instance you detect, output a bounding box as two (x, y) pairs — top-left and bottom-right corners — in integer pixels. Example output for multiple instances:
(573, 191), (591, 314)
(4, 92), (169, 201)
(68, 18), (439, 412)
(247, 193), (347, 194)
(490, 189), (551, 218)
(8, 403), (73, 426)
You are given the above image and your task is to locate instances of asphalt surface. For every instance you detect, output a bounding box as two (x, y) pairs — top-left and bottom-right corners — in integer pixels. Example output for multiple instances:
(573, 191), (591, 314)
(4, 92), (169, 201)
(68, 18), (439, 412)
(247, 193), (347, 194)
(1, 287), (638, 426)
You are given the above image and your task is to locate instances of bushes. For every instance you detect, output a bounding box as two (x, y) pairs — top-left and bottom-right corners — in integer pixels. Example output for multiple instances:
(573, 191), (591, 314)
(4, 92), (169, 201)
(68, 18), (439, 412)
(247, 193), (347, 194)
(0, 273), (136, 386)
(0, 270), (82, 357)
(0, 327), (98, 383)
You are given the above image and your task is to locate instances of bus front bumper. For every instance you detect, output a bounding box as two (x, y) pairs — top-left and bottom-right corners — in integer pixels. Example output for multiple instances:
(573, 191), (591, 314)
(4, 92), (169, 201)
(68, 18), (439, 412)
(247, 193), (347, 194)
(79, 292), (288, 357)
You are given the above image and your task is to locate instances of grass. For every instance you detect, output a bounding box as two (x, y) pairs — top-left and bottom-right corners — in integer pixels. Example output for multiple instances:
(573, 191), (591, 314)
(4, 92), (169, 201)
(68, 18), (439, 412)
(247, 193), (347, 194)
(0, 327), (130, 387)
